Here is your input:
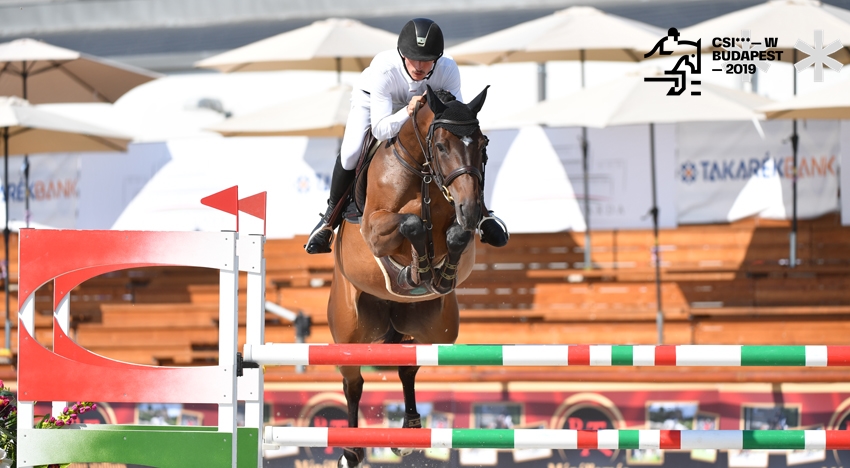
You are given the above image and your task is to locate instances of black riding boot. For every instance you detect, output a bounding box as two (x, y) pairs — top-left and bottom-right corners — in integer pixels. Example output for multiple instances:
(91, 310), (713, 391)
(304, 155), (356, 254)
(479, 210), (510, 248)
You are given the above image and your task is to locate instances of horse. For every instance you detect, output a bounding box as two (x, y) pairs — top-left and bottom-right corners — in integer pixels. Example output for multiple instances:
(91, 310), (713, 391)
(328, 85), (490, 468)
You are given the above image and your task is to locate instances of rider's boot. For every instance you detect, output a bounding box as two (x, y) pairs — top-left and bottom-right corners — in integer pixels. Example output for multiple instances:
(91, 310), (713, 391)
(479, 207), (510, 248)
(304, 155), (355, 254)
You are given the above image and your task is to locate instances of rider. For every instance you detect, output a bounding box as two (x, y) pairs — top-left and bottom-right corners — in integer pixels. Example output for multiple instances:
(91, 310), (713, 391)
(304, 17), (510, 254)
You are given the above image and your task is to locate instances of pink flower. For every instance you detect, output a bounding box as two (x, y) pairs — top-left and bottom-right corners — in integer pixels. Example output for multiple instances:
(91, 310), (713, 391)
(56, 420), (64, 427)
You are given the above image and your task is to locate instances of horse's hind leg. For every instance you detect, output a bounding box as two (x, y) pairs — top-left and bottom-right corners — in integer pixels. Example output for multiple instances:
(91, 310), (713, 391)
(339, 366), (365, 468)
(391, 365), (422, 457)
(433, 221), (472, 294)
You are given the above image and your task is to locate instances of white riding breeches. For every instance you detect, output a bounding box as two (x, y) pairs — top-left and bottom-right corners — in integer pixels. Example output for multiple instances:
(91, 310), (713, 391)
(340, 102), (371, 171)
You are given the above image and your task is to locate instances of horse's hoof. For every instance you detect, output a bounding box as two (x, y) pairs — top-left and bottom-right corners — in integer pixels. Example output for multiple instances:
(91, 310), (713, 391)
(391, 447), (414, 457)
(340, 448), (364, 468)
(338, 454), (357, 468)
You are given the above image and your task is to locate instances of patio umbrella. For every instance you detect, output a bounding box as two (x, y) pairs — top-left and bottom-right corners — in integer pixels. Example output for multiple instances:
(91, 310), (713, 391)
(446, 6), (665, 269)
(494, 69), (772, 344)
(194, 18), (397, 81)
(679, 0), (850, 267)
(758, 78), (850, 119)
(0, 96), (131, 349)
(679, 0), (850, 65)
(206, 84), (352, 138)
(0, 38), (161, 225)
(0, 38), (162, 104)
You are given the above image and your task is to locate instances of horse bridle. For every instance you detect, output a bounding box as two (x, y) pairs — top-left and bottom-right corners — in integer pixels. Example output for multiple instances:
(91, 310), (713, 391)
(391, 101), (485, 261)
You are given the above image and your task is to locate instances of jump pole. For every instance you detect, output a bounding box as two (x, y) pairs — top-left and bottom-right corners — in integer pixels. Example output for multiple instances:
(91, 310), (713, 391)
(265, 427), (850, 451)
(243, 343), (850, 367)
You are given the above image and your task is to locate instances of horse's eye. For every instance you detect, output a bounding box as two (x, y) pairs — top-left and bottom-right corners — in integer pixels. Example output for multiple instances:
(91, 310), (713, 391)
(435, 143), (447, 153)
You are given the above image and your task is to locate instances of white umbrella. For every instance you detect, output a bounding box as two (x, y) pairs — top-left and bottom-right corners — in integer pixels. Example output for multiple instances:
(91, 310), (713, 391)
(445, 6), (663, 65)
(494, 69), (772, 344)
(446, 6), (665, 269)
(195, 18), (396, 79)
(499, 70), (772, 128)
(0, 38), (162, 104)
(758, 78), (850, 119)
(0, 96), (131, 349)
(0, 37), (160, 228)
(679, 0), (850, 268)
(679, 0), (850, 65)
(207, 84), (352, 138)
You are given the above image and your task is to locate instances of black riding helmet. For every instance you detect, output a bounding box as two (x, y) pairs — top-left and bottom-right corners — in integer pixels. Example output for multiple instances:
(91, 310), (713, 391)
(397, 18), (444, 79)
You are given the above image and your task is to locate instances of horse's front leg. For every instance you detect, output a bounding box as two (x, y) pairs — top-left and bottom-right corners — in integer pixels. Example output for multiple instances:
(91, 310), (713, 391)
(391, 365), (422, 457)
(339, 366), (365, 468)
(362, 209), (433, 288)
(432, 221), (472, 294)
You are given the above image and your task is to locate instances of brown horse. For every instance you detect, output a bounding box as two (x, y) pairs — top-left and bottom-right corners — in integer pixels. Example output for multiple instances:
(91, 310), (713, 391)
(328, 85), (490, 468)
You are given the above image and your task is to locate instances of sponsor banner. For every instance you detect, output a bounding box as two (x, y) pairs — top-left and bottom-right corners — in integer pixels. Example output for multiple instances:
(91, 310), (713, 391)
(540, 124), (677, 231)
(677, 120), (839, 224)
(111, 136), (335, 238)
(76, 142), (172, 229)
(0, 154), (80, 229)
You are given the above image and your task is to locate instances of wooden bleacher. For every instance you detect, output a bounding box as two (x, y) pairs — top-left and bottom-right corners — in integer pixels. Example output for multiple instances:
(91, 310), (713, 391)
(2, 213), (849, 382)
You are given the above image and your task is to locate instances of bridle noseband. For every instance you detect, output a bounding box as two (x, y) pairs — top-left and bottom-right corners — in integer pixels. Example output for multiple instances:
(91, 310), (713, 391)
(391, 101), (485, 261)
(395, 102), (483, 205)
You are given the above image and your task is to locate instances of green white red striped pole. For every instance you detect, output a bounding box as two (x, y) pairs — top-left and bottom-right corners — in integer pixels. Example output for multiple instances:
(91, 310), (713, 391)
(244, 344), (850, 367)
(264, 427), (850, 450)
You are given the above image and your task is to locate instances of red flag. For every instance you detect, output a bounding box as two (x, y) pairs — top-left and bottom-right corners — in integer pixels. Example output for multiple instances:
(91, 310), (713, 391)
(239, 192), (267, 236)
(201, 186), (239, 230)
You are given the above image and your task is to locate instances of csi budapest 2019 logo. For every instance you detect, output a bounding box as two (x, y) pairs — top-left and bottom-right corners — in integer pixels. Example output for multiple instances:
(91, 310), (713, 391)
(710, 30), (783, 81)
(645, 28), (844, 95)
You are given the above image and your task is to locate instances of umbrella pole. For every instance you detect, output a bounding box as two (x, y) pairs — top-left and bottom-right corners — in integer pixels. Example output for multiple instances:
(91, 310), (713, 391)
(649, 123), (663, 344)
(582, 126), (590, 269)
(791, 119), (798, 269)
(580, 51), (592, 270)
(790, 50), (798, 269)
(3, 128), (9, 350)
(22, 72), (30, 229)
(336, 57), (342, 85)
(537, 63), (546, 101)
(23, 156), (29, 228)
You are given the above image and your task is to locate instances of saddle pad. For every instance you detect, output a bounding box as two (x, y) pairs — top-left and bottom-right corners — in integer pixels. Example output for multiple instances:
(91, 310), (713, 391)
(343, 137), (383, 224)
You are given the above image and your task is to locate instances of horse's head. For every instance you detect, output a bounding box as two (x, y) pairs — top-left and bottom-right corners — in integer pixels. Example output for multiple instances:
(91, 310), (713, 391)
(423, 85), (489, 231)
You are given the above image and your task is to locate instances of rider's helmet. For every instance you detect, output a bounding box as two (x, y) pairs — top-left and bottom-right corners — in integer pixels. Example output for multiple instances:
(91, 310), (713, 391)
(397, 18), (444, 62)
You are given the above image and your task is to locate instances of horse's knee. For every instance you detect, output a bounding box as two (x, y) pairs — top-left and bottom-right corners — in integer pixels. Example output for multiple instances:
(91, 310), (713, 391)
(398, 214), (426, 244)
(446, 224), (472, 254)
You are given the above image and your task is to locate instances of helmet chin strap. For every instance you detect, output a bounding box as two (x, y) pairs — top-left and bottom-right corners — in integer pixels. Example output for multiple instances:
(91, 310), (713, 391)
(398, 48), (440, 81)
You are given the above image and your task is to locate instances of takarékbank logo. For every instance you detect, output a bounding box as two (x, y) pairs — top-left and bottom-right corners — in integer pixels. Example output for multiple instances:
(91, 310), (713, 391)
(679, 155), (836, 184)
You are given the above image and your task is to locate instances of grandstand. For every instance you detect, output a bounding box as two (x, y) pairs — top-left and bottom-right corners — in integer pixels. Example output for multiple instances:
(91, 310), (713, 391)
(4, 212), (848, 384)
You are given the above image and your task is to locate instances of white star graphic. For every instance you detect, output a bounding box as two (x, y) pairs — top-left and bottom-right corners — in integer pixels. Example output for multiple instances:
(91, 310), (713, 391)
(723, 30), (771, 83)
(795, 30), (843, 82)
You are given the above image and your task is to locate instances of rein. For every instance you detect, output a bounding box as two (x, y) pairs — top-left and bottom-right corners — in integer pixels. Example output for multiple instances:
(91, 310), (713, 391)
(391, 101), (483, 260)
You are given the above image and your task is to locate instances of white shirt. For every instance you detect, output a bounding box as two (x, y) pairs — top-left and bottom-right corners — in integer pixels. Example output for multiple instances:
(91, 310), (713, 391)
(354, 49), (463, 141)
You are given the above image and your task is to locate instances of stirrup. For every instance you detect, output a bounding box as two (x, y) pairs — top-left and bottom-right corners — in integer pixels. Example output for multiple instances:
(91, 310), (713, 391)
(477, 211), (510, 241)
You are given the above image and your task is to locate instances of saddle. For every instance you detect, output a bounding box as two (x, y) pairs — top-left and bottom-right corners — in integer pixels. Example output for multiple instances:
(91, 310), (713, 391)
(342, 132), (382, 224)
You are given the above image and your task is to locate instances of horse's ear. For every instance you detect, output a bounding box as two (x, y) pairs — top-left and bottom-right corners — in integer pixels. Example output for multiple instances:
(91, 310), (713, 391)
(466, 85), (490, 115)
(426, 84), (447, 115)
